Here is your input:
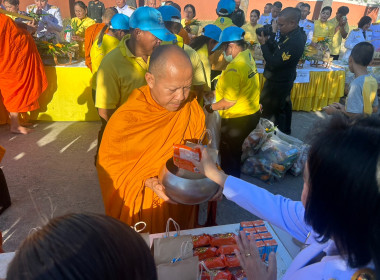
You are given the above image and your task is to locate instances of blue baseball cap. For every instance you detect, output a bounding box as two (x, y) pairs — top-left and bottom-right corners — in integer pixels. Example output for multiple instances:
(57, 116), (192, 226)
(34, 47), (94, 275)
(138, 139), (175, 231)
(202, 24), (222, 42)
(157, 6), (181, 23)
(216, 0), (235, 16)
(129, 6), (175, 42)
(110, 14), (130, 30)
(212, 26), (245, 52)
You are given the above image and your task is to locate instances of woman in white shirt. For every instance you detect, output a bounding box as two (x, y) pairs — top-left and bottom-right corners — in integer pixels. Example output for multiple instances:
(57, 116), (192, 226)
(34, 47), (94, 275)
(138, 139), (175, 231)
(343, 16), (372, 61)
(192, 116), (380, 280)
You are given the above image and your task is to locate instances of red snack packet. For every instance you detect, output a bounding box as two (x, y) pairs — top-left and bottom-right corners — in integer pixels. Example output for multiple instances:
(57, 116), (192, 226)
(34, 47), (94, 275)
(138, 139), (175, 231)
(210, 233), (236, 247)
(173, 144), (201, 173)
(255, 226), (268, 233)
(240, 221), (254, 228)
(216, 244), (239, 256)
(252, 220), (265, 227)
(247, 233), (262, 241)
(223, 255), (240, 268)
(243, 227), (257, 234)
(202, 257), (226, 270)
(200, 270), (233, 280)
(194, 247), (217, 260)
(192, 234), (211, 248)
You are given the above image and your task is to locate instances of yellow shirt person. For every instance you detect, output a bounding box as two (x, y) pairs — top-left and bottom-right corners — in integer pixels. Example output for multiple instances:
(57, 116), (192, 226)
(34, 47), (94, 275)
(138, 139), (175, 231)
(90, 34), (120, 90)
(242, 23), (263, 46)
(328, 16), (349, 56)
(216, 49), (260, 118)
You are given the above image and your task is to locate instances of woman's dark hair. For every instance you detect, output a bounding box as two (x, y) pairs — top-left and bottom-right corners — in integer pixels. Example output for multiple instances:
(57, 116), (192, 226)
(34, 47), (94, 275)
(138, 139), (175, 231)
(7, 213), (157, 280)
(305, 116), (380, 277)
(321, 6), (332, 14)
(74, 1), (87, 10)
(190, 35), (214, 51)
(4, 0), (19, 6)
(358, 15), (372, 29)
(250, 9), (260, 17)
(234, 39), (248, 50)
(184, 4), (196, 17)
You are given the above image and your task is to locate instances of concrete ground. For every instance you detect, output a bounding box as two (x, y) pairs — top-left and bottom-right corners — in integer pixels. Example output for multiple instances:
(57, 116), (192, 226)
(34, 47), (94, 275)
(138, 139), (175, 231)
(0, 111), (327, 252)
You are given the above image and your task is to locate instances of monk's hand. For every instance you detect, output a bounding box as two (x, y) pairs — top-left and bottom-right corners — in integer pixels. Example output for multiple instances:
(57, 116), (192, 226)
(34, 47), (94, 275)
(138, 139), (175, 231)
(235, 231), (277, 280)
(145, 177), (177, 204)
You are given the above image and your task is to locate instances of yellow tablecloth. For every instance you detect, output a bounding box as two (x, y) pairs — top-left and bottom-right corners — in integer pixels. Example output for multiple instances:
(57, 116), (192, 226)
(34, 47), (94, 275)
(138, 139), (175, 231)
(0, 64), (99, 125)
(258, 69), (345, 112)
(0, 65), (344, 125)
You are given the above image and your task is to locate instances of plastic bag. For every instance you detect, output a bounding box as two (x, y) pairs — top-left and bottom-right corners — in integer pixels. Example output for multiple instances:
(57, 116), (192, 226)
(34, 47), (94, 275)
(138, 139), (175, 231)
(242, 118), (275, 161)
(242, 135), (299, 183)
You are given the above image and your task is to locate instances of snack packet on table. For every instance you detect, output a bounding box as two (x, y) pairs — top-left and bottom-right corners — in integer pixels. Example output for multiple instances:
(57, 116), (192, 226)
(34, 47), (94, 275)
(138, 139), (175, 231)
(194, 247), (217, 260)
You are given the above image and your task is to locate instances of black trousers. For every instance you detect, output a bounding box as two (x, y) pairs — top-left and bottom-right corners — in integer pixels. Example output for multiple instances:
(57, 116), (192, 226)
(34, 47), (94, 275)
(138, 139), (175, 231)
(260, 79), (294, 135)
(92, 89), (107, 165)
(220, 111), (261, 178)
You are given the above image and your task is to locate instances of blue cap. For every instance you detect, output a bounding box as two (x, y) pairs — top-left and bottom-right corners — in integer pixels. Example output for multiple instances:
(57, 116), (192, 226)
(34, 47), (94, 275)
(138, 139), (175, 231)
(212, 26), (245, 52)
(129, 7), (175, 42)
(157, 6), (181, 23)
(202, 24), (222, 42)
(110, 14), (130, 30)
(216, 0), (235, 16)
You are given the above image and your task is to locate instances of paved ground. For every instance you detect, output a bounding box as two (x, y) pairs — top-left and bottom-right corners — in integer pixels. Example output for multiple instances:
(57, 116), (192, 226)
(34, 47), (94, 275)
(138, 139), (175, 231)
(0, 111), (326, 252)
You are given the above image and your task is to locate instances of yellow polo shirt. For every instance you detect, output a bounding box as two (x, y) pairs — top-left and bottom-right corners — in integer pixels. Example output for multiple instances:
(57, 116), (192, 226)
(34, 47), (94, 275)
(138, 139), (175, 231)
(90, 34), (120, 90)
(196, 43), (212, 89)
(242, 23), (263, 45)
(71, 16), (96, 37)
(215, 49), (260, 119)
(95, 36), (149, 109)
(328, 17), (349, 56)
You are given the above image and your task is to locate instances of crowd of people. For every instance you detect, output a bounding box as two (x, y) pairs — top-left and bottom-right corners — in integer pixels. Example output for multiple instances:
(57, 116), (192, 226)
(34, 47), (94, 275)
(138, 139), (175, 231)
(1, 0), (380, 279)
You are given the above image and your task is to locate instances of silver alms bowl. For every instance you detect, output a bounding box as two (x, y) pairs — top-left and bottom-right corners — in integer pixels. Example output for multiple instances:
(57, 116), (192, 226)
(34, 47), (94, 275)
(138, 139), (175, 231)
(158, 158), (219, 205)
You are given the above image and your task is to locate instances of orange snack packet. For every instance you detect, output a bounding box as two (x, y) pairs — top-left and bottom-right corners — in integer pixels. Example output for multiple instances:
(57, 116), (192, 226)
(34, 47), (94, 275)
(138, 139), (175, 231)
(194, 247), (217, 260)
(173, 144), (201, 173)
(192, 234), (211, 248)
(0, 146), (5, 163)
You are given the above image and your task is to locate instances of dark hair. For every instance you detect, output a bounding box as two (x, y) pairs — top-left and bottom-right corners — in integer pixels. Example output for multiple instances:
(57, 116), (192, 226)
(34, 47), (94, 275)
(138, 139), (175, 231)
(279, 7), (301, 23)
(250, 9), (260, 17)
(358, 15), (372, 29)
(351, 42), (374, 66)
(229, 39), (248, 50)
(301, 3), (311, 10)
(74, 1), (87, 10)
(165, 0), (174, 5)
(190, 35), (214, 51)
(265, 3), (272, 6)
(7, 213), (157, 280)
(337, 6), (349, 16)
(321, 6), (332, 14)
(305, 116), (380, 277)
(184, 4), (196, 17)
(273, 1), (282, 9)
(168, 2), (181, 12)
(3, 0), (19, 6)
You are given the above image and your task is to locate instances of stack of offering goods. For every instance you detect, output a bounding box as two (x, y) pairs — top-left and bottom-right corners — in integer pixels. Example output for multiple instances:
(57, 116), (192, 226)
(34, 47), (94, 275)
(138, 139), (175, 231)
(173, 144), (202, 173)
(242, 118), (309, 183)
(309, 38), (332, 68)
(195, 220), (278, 279)
(35, 39), (78, 66)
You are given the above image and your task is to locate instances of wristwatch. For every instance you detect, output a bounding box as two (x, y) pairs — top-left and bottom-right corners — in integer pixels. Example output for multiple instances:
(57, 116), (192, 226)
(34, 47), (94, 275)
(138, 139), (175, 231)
(204, 104), (214, 113)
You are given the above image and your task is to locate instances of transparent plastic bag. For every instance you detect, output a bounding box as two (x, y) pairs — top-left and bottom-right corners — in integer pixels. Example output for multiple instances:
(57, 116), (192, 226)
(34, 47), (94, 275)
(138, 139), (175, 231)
(242, 118), (275, 161)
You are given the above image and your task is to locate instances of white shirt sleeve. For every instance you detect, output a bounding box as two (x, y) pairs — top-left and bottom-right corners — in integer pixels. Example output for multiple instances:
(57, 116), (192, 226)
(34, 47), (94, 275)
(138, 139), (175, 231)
(223, 176), (311, 242)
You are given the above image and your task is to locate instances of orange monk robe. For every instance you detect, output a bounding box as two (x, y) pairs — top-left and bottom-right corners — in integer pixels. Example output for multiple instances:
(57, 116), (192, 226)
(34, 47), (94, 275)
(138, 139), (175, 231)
(84, 23), (106, 71)
(97, 85), (205, 233)
(0, 14), (47, 113)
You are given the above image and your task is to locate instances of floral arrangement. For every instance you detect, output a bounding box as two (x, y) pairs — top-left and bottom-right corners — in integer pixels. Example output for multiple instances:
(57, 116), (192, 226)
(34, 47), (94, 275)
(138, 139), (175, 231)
(36, 40), (76, 57)
(27, 10), (50, 21)
(70, 19), (85, 34)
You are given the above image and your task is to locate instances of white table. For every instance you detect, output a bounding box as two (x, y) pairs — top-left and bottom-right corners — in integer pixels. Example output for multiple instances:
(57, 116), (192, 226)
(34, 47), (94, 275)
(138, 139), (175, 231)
(0, 252), (15, 279)
(149, 222), (294, 279)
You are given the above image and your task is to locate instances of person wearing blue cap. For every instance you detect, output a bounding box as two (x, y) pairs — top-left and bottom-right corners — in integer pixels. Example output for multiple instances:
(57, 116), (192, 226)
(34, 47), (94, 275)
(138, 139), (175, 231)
(158, 5), (206, 103)
(95, 7), (175, 145)
(190, 24), (222, 91)
(205, 26), (261, 178)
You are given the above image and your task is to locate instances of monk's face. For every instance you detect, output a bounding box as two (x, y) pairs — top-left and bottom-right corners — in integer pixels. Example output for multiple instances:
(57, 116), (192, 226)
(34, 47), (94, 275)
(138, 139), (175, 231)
(146, 58), (193, 112)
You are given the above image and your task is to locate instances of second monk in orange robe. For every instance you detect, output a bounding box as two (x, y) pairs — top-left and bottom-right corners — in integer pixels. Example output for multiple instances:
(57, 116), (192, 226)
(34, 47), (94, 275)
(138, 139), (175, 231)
(0, 14), (47, 134)
(97, 45), (205, 233)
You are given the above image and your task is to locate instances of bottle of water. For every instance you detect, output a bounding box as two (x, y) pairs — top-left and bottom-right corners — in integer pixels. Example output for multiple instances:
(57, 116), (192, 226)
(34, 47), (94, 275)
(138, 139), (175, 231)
(64, 24), (72, 43)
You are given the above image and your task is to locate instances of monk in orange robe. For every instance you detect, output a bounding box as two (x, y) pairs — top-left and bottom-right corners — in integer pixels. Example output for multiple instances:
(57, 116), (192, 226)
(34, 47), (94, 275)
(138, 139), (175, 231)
(84, 7), (117, 71)
(0, 14), (47, 134)
(97, 45), (205, 233)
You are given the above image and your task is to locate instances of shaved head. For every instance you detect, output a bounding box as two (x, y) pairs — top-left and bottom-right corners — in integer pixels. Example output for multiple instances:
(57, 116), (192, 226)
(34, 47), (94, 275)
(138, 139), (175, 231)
(149, 44), (192, 79)
(279, 7), (301, 23)
(146, 44), (193, 111)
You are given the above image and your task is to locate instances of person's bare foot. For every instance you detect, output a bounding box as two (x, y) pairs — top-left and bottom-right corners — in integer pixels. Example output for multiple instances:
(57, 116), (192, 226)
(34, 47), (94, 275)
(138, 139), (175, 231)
(11, 126), (32, 134)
